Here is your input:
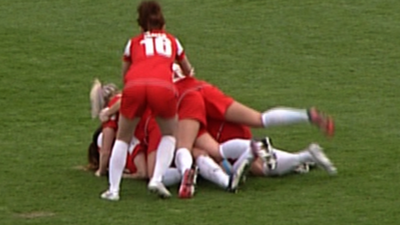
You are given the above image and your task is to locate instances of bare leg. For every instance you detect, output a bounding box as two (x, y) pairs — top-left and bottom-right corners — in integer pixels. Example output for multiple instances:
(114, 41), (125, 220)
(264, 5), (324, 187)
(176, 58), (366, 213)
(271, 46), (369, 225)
(146, 151), (156, 178)
(225, 102), (334, 136)
(195, 133), (252, 163)
(194, 133), (223, 161)
(224, 101), (264, 127)
(133, 152), (148, 179)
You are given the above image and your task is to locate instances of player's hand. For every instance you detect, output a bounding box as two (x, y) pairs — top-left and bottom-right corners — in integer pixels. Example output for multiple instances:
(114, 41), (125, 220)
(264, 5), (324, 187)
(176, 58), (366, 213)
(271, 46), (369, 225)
(99, 107), (110, 122)
(188, 68), (195, 77)
(95, 169), (105, 177)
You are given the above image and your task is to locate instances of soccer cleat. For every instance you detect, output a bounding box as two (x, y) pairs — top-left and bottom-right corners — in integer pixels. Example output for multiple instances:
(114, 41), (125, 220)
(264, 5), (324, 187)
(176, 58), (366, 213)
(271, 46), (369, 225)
(148, 180), (171, 198)
(228, 159), (250, 193)
(100, 190), (120, 201)
(294, 163), (310, 174)
(308, 143), (337, 175)
(308, 107), (335, 137)
(178, 168), (197, 199)
(251, 138), (277, 170)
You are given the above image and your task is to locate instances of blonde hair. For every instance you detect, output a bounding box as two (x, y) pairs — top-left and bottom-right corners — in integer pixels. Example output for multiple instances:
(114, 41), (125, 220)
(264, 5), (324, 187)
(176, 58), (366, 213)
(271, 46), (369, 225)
(102, 83), (119, 104)
(90, 79), (119, 118)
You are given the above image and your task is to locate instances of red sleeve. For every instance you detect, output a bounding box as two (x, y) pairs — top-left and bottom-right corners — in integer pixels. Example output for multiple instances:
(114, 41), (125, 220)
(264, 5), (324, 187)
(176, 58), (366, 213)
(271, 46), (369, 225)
(123, 55), (131, 62)
(102, 115), (118, 130)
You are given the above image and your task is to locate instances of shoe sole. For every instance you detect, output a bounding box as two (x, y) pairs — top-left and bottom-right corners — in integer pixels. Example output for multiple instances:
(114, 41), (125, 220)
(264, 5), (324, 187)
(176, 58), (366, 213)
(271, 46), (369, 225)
(309, 108), (335, 137)
(100, 193), (120, 201)
(309, 145), (337, 175)
(178, 169), (196, 199)
(230, 160), (251, 192)
(148, 186), (171, 199)
(101, 196), (120, 201)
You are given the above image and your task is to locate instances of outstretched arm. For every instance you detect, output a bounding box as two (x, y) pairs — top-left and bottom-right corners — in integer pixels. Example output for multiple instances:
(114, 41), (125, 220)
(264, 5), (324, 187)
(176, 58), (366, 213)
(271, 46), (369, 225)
(122, 61), (131, 79)
(95, 127), (116, 176)
(177, 56), (194, 77)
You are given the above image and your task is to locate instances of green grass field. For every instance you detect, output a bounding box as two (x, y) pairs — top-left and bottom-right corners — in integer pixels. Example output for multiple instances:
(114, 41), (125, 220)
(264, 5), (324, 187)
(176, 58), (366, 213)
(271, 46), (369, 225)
(1, 0), (400, 224)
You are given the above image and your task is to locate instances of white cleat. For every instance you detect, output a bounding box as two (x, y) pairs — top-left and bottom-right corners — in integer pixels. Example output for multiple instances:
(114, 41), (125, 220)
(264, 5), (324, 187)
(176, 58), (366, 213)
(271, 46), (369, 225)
(100, 190), (120, 201)
(228, 159), (250, 193)
(294, 163), (310, 174)
(251, 138), (277, 170)
(308, 143), (337, 175)
(148, 180), (171, 198)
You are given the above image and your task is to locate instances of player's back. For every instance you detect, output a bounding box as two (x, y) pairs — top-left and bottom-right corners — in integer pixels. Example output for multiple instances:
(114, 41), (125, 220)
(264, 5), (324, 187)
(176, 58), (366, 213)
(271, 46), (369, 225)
(175, 77), (209, 94)
(124, 31), (180, 82)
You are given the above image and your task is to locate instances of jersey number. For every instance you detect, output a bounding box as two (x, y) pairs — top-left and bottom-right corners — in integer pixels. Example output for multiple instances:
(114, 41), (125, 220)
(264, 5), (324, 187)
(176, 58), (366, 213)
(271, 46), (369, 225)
(140, 36), (172, 57)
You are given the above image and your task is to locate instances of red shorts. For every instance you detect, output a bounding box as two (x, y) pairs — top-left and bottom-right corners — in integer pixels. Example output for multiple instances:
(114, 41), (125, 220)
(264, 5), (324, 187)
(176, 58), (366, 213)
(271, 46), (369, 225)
(200, 85), (234, 120)
(177, 90), (207, 128)
(121, 79), (178, 119)
(134, 109), (161, 155)
(207, 118), (252, 143)
(145, 119), (161, 154)
(125, 145), (143, 174)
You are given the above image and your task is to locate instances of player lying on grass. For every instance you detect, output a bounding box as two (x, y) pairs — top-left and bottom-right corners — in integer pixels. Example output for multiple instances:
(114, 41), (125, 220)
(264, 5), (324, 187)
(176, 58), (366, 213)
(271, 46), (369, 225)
(100, 63), (336, 197)
(91, 79), (255, 198)
(87, 127), (182, 187)
(172, 63), (335, 195)
(96, 99), (254, 197)
(91, 99), (335, 197)
(203, 118), (337, 177)
(90, 79), (183, 197)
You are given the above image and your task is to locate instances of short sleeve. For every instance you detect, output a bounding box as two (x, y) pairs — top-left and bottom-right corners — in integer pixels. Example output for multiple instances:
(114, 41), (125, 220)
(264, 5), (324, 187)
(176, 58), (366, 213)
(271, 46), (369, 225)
(175, 38), (185, 61)
(123, 39), (132, 62)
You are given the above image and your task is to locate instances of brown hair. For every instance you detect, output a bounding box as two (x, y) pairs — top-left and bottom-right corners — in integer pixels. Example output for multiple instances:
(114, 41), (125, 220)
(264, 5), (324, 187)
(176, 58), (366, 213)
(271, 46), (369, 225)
(137, 1), (165, 31)
(86, 126), (102, 171)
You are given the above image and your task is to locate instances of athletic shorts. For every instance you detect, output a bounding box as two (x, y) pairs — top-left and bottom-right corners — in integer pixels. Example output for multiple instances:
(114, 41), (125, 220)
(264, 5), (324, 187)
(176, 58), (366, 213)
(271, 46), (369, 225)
(134, 110), (161, 155)
(207, 118), (252, 143)
(121, 79), (178, 119)
(177, 89), (207, 129)
(125, 145), (143, 174)
(200, 85), (234, 120)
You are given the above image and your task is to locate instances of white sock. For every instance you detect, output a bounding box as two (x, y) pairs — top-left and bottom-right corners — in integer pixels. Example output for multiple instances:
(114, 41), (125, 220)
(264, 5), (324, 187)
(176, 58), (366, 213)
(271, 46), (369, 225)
(261, 107), (309, 128)
(175, 148), (193, 175)
(162, 168), (182, 187)
(151, 135), (176, 183)
(267, 149), (302, 176)
(196, 155), (229, 188)
(232, 147), (253, 172)
(109, 140), (128, 193)
(219, 139), (251, 160)
(297, 150), (314, 163)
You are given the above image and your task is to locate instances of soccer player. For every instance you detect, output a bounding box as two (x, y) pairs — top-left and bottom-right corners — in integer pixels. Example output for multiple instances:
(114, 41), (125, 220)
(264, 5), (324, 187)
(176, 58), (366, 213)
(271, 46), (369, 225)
(205, 118), (337, 177)
(89, 80), (122, 177)
(100, 1), (194, 200)
(86, 127), (182, 187)
(172, 64), (335, 191)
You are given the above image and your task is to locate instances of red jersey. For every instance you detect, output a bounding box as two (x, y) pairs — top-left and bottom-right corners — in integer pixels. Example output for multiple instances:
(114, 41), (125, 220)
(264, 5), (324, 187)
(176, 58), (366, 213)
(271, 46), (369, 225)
(175, 77), (208, 95)
(123, 31), (185, 83)
(102, 94), (122, 130)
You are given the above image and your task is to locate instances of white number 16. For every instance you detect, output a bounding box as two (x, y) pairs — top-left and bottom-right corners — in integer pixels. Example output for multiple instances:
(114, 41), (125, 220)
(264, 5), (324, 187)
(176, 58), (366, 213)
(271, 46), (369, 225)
(140, 36), (172, 57)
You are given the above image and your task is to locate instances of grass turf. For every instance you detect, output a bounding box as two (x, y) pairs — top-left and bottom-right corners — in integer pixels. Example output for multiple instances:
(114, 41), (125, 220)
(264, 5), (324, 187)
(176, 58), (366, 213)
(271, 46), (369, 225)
(1, 0), (399, 224)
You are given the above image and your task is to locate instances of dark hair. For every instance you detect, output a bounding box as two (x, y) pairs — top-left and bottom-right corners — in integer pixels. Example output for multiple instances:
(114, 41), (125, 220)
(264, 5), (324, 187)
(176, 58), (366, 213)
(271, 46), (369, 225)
(137, 1), (165, 31)
(86, 126), (102, 171)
